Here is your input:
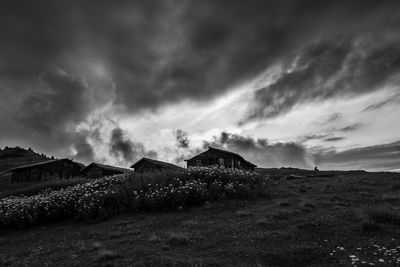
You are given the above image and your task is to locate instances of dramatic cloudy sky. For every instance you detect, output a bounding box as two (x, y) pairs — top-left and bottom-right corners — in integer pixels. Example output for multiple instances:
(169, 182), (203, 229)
(1, 0), (400, 171)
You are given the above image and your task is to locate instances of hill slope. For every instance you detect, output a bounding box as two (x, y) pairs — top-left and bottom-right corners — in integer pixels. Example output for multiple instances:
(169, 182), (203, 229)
(0, 146), (54, 188)
(1, 170), (400, 266)
(0, 146), (53, 173)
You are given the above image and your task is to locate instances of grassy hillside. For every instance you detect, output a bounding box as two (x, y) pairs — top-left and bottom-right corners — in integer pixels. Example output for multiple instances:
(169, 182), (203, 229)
(256, 167), (366, 178)
(1, 170), (400, 266)
(0, 146), (56, 191)
(0, 146), (52, 173)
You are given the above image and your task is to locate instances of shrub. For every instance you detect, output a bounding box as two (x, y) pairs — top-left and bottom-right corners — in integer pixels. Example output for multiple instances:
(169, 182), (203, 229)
(391, 184), (400, 190)
(95, 249), (119, 262)
(366, 207), (400, 224)
(302, 201), (316, 208)
(166, 232), (190, 245)
(381, 193), (400, 202)
(278, 200), (290, 207)
(0, 178), (91, 199)
(362, 221), (381, 231)
(0, 166), (270, 228)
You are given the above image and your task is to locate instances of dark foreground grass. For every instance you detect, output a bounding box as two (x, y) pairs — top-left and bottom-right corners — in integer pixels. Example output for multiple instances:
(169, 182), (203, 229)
(1, 171), (400, 266)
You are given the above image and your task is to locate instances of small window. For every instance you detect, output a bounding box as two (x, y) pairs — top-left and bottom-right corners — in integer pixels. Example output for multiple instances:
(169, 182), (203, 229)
(218, 158), (224, 166)
(196, 159), (202, 166)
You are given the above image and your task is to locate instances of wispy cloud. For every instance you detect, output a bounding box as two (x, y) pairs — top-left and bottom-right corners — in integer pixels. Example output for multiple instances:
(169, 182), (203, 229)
(315, 140), (400, 171)
(324, 137), (346, 142)
(242, 39), (400, 123)
(362, 94), (400, 112)
(338, 123), (364, 132)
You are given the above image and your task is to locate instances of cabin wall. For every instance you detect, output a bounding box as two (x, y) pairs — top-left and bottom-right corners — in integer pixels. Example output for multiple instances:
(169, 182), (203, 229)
(81, 166), (126, 179)
(187, 150), (255, 171)
(240, 161), (255, 171)
(82, 166), (104, 179)
(12, 169), (34, 183)
(134, 161), (169, 173)
(186, 151), (211, 168)
(11, 160), (81, 183)
(62, 161), (81, 179)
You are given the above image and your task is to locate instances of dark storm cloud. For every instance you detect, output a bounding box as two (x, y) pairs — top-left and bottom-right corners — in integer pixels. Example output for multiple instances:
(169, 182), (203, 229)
(339, 123), (364, 132)
(0, 67), (97, 160)
(17, 68), (97, 162)
(112, 0), (400, 112)
(300, 122), (363, 144)
(300, 134), (329, 142)
(2, 0), (399, 116)
(1, 0), (400, 167)
(300, 123), (357, 143)
(300, 134), (345, 143)
(109, 127), (157, 164)
(315, 140), (400, 171)
(175, 129), (189, 149)
(73, 132), (95, 163)
(324, 137), (345, 142)
(242, 37), (400, 123)
(202, 132), (315, 168)
(71, 114), (118, 164)
(17, 68), (94, 134)
(242, 40), (352, 122)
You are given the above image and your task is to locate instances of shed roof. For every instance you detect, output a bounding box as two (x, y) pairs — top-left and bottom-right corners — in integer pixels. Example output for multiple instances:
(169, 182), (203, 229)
(130, 157), (183, 170)
(11, 158), (84, 171)
(185, 147), (257, 167)
(81, 162), (133, 174)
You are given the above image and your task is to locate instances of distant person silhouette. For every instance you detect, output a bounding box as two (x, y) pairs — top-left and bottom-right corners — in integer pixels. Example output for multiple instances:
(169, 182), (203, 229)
(314, 166), (319, 171)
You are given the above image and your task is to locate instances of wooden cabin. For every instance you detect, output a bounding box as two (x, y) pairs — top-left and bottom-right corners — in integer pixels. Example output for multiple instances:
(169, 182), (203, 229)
(80, 162), (133, 178)
(185, 147), (257, 171)
(11, 159), (83, 183)
(131, 157), (183, 173)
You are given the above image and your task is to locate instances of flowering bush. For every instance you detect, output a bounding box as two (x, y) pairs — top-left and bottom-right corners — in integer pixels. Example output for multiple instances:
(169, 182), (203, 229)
(0, 178), (91, 199)
(0, 166), (270, 228)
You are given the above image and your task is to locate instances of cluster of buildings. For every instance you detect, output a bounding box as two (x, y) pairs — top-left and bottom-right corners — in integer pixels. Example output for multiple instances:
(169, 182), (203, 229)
(10, 147), (257, 183)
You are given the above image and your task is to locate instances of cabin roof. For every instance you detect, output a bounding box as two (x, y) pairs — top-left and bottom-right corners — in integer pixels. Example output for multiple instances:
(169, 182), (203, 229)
(130, 157), (183, 170)
(185, 146), (257, 167)
(81, 162), (133, 173)
(11, 158), (84, 171)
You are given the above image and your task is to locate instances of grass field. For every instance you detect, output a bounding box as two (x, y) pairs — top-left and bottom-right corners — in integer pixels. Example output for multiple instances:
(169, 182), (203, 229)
(1, 170), (400, 266)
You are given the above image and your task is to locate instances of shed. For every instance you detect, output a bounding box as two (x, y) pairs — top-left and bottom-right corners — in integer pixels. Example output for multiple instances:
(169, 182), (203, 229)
(131, 157), (183, 173)
(80, 162), (133, 178)
(11, 159), (83, 183)
(185, 147), (257, 171)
